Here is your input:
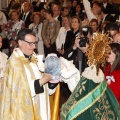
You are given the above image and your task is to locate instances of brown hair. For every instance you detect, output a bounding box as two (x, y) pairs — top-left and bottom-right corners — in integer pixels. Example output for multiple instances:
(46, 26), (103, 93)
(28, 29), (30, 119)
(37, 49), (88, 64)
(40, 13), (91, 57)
(44, 9), (53, 17)
(61, 7), (69, 12)
(71, 16), (81, 29)
(89, 18), (99, 26)
(9, 9), (20, 19)
(109, 43), (120, 72)
(30, 12), (42, 22)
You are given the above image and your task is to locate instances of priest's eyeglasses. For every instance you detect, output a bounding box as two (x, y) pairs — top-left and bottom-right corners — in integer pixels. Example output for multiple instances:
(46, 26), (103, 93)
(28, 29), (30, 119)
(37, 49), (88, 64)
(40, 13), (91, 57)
(23, 40), (38, 46)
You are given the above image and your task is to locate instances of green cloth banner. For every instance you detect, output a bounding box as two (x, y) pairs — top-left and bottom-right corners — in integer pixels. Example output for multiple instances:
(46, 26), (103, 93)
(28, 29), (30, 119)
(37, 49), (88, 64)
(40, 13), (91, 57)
(66, 80), (107, 120)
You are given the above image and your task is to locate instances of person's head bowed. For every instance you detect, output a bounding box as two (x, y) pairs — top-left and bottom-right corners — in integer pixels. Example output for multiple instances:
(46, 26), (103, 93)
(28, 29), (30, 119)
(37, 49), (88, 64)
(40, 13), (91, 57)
(108, 43), (120, 73)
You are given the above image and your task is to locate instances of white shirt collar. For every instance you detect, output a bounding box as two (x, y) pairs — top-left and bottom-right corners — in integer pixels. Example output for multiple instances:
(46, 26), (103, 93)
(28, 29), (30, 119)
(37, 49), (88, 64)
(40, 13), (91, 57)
(103, 3), (107, 8)
(54, 16), (59, 20)
(23, 11), (30, 20)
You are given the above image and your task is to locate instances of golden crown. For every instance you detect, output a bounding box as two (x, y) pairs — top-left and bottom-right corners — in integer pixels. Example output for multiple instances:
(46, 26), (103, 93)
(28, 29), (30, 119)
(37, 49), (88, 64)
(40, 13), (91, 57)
(86, 33), (111, 75)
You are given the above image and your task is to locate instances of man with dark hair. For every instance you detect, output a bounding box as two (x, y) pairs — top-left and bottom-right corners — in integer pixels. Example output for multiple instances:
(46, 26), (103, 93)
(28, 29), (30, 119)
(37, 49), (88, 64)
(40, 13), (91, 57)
(61, 7), (69, 17)
(106, 23), (119, 39)
(0, 28), (58, 120)
(100, 7), (115, 23)
(99, 7), (115, 31)
(66, 0), (73, 17)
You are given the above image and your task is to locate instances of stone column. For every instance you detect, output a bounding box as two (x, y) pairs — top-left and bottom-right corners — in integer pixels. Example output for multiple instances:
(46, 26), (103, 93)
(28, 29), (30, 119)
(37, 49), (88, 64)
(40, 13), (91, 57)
(1, 0), (7, 9)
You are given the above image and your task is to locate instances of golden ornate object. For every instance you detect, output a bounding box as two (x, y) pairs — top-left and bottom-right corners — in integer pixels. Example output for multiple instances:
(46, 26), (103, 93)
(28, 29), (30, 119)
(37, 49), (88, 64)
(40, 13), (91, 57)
(86, 33), (111, 75)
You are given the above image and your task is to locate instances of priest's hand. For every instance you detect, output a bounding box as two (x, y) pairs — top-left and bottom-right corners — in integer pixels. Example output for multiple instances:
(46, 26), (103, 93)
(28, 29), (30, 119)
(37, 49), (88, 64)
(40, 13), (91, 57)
(39, 73), (52, 86)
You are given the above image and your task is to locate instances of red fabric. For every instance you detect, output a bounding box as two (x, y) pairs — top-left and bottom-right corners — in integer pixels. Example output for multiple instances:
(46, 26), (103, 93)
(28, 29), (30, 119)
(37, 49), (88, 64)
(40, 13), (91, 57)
(104, 64), (120, 104)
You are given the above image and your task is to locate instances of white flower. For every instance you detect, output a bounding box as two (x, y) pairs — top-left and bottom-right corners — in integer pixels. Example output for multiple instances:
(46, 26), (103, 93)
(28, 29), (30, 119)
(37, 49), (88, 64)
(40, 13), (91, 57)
(106, 76), (115, 85)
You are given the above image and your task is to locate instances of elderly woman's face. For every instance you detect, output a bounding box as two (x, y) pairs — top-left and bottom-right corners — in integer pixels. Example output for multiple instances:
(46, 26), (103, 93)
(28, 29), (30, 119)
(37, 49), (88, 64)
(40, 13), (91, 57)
(11, 11), (19, 21)
(33, 14), (40, 23)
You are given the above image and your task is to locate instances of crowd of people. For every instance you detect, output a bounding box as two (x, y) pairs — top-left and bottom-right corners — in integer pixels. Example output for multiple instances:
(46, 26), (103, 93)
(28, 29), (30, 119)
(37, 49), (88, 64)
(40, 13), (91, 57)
(0, 0), (119, 56)
(0, 0), (120, 120)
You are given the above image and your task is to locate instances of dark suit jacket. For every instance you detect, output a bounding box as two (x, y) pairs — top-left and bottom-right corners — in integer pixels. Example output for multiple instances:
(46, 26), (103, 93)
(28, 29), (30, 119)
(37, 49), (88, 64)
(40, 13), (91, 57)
(63, 30), (81, 66)
(20, 12), (32, 28)
(101, 3), (114, 14)
(34, 2), (45, 12)
(64, 30), (73, 51)
(64, 29), (80, 51)
(99, 14), (115, 31)
(104, 14), (115, 22)
(58, 15), (62, 27)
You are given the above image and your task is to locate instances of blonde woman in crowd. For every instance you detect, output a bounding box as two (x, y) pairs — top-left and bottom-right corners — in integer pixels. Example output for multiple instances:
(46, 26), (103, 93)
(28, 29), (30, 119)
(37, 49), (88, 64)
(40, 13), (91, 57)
(29, 12), (44, 57)
(64, 16), (81, 52)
